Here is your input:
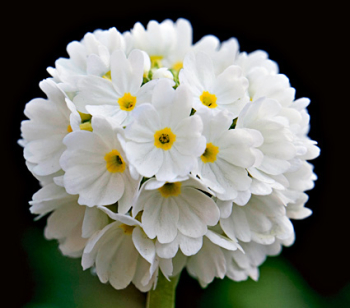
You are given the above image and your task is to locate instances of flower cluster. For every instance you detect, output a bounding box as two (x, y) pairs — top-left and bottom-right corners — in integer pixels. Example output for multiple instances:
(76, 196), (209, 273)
(20, 18), (320, 290)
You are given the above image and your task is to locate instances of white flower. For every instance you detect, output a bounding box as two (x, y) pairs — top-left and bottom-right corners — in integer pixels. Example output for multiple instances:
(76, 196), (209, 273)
(210, 38), (240, 75)
(129, 18), (219, 72)
(30, 177), (109, 257)
(133, 177), (220, 245)
(236, 97), (298, 190)
(179, 51), (249, 118)
(286, 97), (320, 160)
(82, 211), (167, 292)
(124, 80), (206, 181)
(220, 192), (294, 245)
(60, 116), (140, 211)
(223, 239), (283, 282)
(73, 49), (157, 126)
(194, 108), (263, 202)
(235, 49), (279, 77)
(186, 228), (242, 287)
(48, 27), (126, 87)
(20, 78), (71, 177)
(277, 161), (316, 219)
(246, 67), (295, 105)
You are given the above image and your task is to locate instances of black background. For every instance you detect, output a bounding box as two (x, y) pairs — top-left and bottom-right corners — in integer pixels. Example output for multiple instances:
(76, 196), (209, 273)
(3, 1), (348, 307)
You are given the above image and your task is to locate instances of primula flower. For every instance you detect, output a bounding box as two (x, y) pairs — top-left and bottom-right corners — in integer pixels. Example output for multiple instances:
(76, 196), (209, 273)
(30, 177), (109, 257)
(124, 79), (206, 181)
(82, 213), (160, 291)
(130, 18), (219, 73)
(220, 192), (294, 245)
(133, 177), (220, 244)
(194, 108), (263, 202)
(73, 49), (157, 126)
(20, 79), (71, 177)
(48, 27), (127, 88)
(60, 116), (140, 211)
(179, 51), (249, 118)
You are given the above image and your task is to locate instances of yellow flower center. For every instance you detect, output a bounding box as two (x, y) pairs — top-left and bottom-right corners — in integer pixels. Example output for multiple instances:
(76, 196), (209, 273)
(150, 55), (163, 68)
(104, 149), (126, 173)
(172, 61), (183, 72)
(201, 143), (219, 163)
(154, 127), (176, 150)
(200, 91), (217, 108)
(102, 70), (112, 81)
(67, 124), (73, 133)
(158, 182), (182, 198)
(118, 93), (137, 111)
(119, 224), (135, 235)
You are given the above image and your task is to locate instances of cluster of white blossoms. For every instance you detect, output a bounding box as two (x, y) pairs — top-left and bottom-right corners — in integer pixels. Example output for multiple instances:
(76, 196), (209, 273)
(20, 18), (320, 291)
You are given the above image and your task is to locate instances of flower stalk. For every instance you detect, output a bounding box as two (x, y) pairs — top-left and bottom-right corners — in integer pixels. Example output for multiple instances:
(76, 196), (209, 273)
(146, 272), (181, 308)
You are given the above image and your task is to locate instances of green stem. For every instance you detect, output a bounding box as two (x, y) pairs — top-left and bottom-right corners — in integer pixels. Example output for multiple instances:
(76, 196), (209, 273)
(146, 271), (181, 308)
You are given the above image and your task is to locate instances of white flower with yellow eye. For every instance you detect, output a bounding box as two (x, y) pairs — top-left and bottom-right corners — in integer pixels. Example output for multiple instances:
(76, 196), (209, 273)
(133, 177), (220, 245)
(130, 18), (219, 74)
(20, 78), (72, 177)
(179, 51), (249, 118)
(124, 80), (206, 181)
(194, 108), (263, 202)
(73, 49), (157, 126)
(60, 116), (140, 211)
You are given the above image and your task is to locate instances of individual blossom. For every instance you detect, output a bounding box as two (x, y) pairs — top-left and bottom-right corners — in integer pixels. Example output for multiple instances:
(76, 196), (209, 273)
(124, 80), (206, 181)
(179, 51), (249, 118)
(185, 227), (243, 288)
(246, 66), (295, 106)
(193, 108), (263, 202)
(236, 97), (298, 193)
(284, 97), (320, 161)
(20, 78), (72, 177)
(60, 116), (140, 211)
(277, 161), (316, 219)
(235, 49), (279, 77)
(219, 191), (294, 245)
(132, 177), (220, 245)
(223, 239), (284, 283)
(47, 27), (127, 89)
(73, 49), (157, 126)
(186, 225), (288, 287)
(129, 18), (219, 74)
(81, 210), (172, 292)
(30, 177), (109, 257)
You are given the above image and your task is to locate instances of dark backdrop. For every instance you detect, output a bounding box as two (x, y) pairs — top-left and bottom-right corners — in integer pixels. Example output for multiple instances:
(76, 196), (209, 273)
(3, 1), (347, 307)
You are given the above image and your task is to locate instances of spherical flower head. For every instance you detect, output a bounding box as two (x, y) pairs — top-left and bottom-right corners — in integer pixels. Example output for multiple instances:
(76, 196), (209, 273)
(60, 115), (140, 212)
(124, 79), (206, 182)
(20, 18), (320, 292)
(133, 177), (220, 245)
